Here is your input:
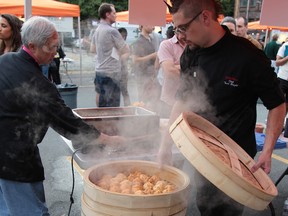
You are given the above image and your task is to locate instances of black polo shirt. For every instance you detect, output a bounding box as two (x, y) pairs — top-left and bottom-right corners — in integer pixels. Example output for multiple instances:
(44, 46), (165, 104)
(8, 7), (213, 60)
(132, 34), (156, 77)
(178, 29), (284, 157)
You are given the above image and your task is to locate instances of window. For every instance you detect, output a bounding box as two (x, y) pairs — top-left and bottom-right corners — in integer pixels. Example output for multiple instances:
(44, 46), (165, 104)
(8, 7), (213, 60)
(240, 0), (257, 7)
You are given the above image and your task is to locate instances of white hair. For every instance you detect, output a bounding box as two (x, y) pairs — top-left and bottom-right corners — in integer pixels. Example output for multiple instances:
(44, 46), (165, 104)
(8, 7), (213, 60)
(21, 16), (56, 47)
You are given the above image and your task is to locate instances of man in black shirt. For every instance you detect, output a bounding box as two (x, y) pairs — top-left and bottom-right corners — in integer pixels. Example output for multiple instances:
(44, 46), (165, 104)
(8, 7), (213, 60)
(158, 0), (285, 215)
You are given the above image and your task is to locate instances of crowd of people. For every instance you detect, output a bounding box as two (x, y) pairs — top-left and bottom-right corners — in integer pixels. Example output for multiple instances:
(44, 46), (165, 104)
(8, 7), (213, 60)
(87, 4), (288, 119)
(1, 0), (288, 215)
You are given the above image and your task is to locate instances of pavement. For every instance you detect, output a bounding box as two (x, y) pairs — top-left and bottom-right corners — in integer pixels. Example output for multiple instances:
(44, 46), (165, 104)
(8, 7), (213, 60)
(40, 48), (288, 216)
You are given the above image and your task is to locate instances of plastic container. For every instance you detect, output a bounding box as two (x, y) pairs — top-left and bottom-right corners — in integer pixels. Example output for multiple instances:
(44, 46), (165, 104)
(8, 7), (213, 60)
(57, 83), (78, 109)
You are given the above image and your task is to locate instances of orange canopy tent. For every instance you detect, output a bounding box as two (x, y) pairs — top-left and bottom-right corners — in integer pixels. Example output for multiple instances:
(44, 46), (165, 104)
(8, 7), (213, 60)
(0, 0), (80, 17)
(248, 20), (288, 31)
(0, 0), (83, 82)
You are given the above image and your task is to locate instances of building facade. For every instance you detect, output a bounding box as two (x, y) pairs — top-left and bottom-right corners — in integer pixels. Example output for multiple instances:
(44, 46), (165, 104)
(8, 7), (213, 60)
(237, 0), (262, 21)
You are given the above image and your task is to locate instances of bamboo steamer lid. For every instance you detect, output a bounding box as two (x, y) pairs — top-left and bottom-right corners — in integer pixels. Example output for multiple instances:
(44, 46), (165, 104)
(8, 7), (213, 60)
(169, 112), (278, 211)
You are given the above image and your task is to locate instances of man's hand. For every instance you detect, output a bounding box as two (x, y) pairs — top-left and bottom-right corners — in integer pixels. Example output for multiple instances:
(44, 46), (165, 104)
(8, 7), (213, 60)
(91, 133), (127, 150)
(251, 151), (272, 174)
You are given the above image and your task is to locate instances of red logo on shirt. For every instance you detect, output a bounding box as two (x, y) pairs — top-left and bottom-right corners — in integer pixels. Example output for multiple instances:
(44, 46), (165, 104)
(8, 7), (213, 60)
(224, 76), (239, 87)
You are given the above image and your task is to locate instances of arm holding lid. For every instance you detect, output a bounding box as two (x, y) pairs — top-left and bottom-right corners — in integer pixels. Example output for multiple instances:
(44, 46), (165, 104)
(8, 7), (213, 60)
(157, 100), (191, 166)
(251, 103), (286, 174)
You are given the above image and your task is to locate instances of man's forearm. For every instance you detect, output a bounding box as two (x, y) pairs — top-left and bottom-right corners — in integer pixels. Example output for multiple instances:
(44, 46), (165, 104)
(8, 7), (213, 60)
(263, 103), (286, 155)
(276, 56), (288, 67)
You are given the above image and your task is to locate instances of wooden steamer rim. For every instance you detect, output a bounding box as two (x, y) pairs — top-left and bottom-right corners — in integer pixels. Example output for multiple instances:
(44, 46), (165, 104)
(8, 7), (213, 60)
(169, 112), (278, 211)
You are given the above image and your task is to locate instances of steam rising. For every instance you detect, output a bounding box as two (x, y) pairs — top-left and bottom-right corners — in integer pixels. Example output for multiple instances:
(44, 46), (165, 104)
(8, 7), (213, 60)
(180, 65), (219, 125)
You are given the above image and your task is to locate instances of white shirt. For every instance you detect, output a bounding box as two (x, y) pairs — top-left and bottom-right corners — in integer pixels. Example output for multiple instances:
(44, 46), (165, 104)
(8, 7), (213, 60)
(277, 41), (288, 80)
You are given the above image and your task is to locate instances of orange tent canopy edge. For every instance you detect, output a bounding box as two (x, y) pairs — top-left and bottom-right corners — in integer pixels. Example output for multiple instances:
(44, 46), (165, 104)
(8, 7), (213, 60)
(0, 0), (80, 17)
(248, 20), (288, 31)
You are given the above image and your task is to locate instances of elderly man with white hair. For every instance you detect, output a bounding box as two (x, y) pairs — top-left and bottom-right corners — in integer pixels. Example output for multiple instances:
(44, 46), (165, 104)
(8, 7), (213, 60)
(0, 16), (125, 215)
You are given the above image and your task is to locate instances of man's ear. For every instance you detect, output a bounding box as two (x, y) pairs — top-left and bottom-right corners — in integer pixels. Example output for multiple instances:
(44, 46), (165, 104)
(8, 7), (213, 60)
(27, 43), (36, 52)
(202, 10), (215, 26)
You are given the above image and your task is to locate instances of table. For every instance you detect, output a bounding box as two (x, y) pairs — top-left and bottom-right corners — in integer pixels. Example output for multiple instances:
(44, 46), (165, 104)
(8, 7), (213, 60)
(61, 57), (74, 83)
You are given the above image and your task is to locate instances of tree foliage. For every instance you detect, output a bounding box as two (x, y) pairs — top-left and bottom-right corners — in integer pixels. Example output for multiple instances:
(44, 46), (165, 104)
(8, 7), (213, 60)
(220, 0), (235, 17)
(60, 0), (128, 20)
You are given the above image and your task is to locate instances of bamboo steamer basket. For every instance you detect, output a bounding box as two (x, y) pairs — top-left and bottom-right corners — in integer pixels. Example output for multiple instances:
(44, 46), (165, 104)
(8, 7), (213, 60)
(169, 112), (278, 211)
(82, 160), (190, 216)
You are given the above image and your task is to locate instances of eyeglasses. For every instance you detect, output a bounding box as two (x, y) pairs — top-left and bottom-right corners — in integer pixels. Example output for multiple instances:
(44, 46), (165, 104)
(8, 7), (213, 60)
(174, 11), (203, 35)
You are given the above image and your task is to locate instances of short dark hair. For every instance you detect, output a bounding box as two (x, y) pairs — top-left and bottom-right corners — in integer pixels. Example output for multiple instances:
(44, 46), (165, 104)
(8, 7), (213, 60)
(118, 27), (127, 34)
(166, 26), (175, 39)
(236, 16), (248, 26)
(98, 3), (114, 19)
(164, 0), (222, 21)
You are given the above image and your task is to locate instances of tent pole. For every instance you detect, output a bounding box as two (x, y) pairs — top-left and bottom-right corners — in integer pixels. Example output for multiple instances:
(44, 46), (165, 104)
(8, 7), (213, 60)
(78, 16), (82, 85)
(24, 0), (32, 21)
(264, 28), (269, 47)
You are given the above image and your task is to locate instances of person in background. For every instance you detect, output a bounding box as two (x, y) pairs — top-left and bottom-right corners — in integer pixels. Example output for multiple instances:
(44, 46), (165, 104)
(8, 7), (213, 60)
(0, 14), (22, 55)
(150, 27), (162, 52)
(220, 16), (236, 35)
(265, 34), (280, 73)
(82, 32), (91, 53)
(132, 25), (160, 112)
(48, 45), (66, 84)
(256, 32), (265, 49)
(166, 25), (175, 39)
(0, 16), (126, 216)
(236, 16), (263, 49)
(157, 26), (186, 118)
(90, 3), (130, 107)
(158, 0), (285, 215)
(276, 40), (288, 115)
(118, 27), (131, 106)
(157, 26), (175, 87)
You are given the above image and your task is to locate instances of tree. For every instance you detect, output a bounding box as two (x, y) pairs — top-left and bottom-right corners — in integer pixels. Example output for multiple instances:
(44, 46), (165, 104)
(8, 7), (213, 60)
(220, 0), (235, 17)
(61, 0), (128, 20)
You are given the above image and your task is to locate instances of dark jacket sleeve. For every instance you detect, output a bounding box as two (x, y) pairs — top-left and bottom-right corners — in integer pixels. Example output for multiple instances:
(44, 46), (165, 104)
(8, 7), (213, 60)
(31, 76), (101, 149)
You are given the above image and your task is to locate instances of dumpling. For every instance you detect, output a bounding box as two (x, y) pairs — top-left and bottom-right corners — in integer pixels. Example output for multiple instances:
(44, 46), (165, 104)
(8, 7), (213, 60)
(143, 182), (154, 190)
(109, 184), (120, 193)
(139, 174), (149, 182)
(134, 190), (145, 195)
(120, 179), (132, 191)
(96, 179), (109, 190)
(163, 184), (177, 193)
(148, 175), (160, 184)
(153, 180), (167, 192)
(115, 173), (127, 182)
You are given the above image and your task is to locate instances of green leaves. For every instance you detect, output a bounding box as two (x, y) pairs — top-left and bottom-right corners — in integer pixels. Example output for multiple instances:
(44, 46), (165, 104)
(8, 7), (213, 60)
(60, 0), (128, 19)
(220, 0), (235, 17)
